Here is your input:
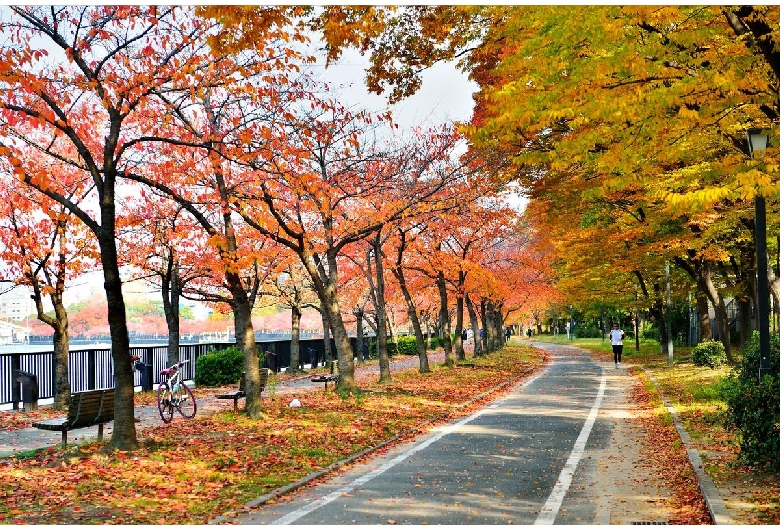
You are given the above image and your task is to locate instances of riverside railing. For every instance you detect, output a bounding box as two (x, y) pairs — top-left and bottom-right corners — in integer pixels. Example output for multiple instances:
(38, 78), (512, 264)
(1, 337), (357, 409)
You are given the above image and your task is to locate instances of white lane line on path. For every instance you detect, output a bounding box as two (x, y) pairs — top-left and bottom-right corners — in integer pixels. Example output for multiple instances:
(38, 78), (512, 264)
(535, 369), (606, 525)
(271, 372), (545, 525)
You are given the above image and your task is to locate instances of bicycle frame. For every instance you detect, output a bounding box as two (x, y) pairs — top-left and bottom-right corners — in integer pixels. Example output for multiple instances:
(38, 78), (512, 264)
(157, 360), (197, 423)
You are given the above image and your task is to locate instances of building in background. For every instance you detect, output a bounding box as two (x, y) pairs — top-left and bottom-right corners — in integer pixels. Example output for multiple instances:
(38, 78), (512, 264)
(0, 286), (31, 343)
(0, 285), (32, 323)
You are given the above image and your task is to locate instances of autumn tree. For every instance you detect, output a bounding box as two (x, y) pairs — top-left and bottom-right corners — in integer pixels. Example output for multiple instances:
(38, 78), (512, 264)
(231, 98), (469, 392)
(0, 6), (283, 446)
(286, 7), (780, 353)
(120, 196), (217, 365)
(0, 167), (98, 408)
(274, 261), (320, 373)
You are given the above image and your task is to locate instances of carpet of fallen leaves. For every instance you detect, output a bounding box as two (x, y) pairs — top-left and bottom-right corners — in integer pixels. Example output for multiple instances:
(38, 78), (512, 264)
(644, 360), (780, 525)
(630, 368), (713, 525)
(581, 341), (779, 525)
(0, 347), (543, 525)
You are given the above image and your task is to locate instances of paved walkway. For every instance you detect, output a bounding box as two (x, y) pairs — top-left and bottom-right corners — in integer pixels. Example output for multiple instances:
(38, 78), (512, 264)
(0, 352), (443, 457)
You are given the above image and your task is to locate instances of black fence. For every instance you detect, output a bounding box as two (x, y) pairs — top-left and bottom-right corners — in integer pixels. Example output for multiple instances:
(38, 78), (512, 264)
(1, 337), (363, 409)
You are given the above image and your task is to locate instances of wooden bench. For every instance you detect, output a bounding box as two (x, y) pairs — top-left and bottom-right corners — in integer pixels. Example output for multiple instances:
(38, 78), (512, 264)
(32, 388), (115, 448)
(215, 368), (271, 412)
(310, 360), (340, 390)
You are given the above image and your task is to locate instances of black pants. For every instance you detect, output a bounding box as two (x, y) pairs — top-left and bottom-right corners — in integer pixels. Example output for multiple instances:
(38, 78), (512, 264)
(612, 344), (623, 364)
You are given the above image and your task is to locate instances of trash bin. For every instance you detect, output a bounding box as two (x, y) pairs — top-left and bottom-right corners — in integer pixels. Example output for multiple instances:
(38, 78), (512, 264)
(134, 360), (154, 392)
(266, 351), (278, 373)
(13, 369), (39, 412)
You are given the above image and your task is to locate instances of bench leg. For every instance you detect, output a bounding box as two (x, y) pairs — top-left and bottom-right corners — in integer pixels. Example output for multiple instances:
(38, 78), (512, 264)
(233, 397), (239, 413)
(97, 424), (104, 442)
(61, 431), (67, 448)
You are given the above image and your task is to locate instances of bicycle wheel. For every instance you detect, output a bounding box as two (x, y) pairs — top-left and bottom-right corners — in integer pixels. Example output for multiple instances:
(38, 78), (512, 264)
(175, 382), (197, 419)
(157, 382), (174, 423)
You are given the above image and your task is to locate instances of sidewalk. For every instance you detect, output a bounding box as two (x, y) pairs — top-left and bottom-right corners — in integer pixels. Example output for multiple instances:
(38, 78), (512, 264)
(0, 353), (443, 458)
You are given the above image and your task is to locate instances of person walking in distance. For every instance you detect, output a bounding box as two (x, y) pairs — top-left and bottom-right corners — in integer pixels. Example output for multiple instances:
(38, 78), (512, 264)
(609, 323), (624, 368)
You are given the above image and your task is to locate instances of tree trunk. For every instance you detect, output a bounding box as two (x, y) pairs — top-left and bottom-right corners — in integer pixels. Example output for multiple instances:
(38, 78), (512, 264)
(699, 261), (734, 363)
(299, 249), (357, 392)
(355, 308), (365, 365)
(101, 227), (138, 450)
(330, 306), (357, 391)
(465, 296), (483, 357)
(454, 294), (465, 361)
(161, 256), (180, 365)
(488, 302), (501, 352)
(290, 304), (302, 371)
(51, 300), (70, 410)
(675, 256), (732, 361)
(480, 298), (489, 354)
(321, 309), (333, 364)
(391, 265), (429, 373)
(226, 273), (264, 418)
(437, 271), (454, 367)
(696, 291), (712, 341)
(371, 235), (391, 383)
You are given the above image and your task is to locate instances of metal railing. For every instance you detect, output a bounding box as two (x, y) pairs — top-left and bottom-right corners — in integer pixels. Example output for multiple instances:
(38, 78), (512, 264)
(1, 337), (362, 408)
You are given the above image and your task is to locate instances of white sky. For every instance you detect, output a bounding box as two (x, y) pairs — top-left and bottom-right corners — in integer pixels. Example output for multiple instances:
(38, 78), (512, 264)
(311, 48), (528, 211)
(312, 47), (478, 131)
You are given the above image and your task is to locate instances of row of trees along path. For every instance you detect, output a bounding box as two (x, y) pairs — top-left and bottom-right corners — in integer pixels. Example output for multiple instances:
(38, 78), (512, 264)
(0, 7), (552, 450)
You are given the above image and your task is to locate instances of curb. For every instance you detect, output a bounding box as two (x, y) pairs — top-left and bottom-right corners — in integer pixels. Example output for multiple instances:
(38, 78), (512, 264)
(642, 368), (734, 525)
(209, 364), (540, 524)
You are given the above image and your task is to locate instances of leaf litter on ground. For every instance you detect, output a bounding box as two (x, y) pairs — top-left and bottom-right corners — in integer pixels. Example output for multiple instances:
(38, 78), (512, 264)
(0, 346), (542, 524)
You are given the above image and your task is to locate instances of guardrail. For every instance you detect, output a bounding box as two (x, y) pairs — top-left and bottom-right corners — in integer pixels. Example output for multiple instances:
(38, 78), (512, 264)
(0, 337), (361, 409)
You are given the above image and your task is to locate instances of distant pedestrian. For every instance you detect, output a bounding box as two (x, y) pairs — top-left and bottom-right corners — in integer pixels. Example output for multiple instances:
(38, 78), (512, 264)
(505, 327), (511, 341)
(609, 323), (624, 368)
(461, 329), (468, 342)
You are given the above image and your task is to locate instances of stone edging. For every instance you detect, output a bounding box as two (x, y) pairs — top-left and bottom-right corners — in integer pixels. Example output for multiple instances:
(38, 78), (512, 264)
(641, 368), (735, 525)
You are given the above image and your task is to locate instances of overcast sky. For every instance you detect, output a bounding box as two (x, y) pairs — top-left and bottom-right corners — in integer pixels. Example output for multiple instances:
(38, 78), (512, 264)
(311, 47), (478, 131)
(312, 48), (527, 210)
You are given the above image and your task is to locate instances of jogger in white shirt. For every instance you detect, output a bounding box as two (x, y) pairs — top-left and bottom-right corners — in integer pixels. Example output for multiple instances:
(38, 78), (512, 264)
(608, 323), (624, 368)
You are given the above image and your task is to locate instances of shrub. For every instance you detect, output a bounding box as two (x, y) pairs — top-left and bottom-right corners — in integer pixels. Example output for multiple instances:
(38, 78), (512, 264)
(194, 346), (245, 386)
(395, 335), (419, 355)
(691, 340), (727, 369)
(574, 324), (601, 339)
(722, 331), (780, 470)
(368, 340), (397, 358)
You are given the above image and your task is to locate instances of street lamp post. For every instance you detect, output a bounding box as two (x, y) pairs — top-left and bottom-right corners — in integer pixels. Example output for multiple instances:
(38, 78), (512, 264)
(634, 282), (640, 352)
(666, 261), (674, 365)
(747, 128), (772, 380)
(569, 304), (574, 342)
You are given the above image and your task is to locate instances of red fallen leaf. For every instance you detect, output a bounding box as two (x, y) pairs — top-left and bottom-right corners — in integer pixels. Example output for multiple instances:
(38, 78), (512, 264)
(387, 519), (397, 525)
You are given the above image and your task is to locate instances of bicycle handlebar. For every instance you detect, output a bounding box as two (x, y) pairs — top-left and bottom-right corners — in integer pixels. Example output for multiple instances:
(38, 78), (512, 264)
(160, 359), (189, 376)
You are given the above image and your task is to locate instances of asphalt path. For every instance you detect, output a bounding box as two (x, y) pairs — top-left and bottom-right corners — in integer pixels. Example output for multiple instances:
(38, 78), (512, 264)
(229, 342), (612, 525)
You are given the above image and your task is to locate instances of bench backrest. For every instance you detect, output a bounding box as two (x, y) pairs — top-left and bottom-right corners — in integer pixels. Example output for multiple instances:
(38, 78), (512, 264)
(66, 389), (115, 428)
(238, 368), (271, 393)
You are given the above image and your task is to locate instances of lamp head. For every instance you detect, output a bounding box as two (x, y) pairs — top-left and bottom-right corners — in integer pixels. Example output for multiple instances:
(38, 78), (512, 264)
(747, 128), (769, 157)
